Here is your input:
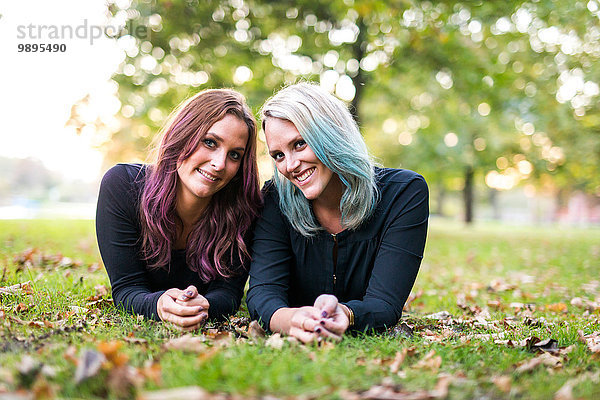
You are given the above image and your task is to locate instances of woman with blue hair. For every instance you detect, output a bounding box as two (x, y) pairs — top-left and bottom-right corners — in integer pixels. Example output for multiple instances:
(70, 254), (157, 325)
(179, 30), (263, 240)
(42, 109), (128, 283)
(247, 83), (429, 342)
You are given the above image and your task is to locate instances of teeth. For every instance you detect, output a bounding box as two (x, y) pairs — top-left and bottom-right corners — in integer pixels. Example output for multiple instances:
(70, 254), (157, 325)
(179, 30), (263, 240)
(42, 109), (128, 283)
(196, 168), (217, 181)
(297, 168), (315, 182)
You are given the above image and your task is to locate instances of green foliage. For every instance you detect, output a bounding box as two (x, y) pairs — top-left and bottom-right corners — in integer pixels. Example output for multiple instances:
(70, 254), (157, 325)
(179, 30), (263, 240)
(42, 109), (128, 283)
(69, 1), (600, 215)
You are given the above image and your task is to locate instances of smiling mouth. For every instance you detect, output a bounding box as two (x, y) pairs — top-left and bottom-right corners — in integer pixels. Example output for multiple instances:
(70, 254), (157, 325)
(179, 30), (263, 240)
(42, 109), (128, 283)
(196, 168), (219, 182)
(295, 167), (315, 183)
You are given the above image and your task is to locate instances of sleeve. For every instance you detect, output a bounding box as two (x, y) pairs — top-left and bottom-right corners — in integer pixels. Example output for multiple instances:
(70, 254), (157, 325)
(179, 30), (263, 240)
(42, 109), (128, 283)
(345, 175), (429, 332)
(245, 184), (294, 330)
(95, 165), (164, 321)
(203, 231), (252, 321)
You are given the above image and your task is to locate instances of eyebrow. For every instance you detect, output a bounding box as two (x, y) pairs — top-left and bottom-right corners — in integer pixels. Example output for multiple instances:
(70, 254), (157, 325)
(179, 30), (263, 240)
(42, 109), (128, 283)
(268, 135), (303, 157)
(206, 132), (246, 152)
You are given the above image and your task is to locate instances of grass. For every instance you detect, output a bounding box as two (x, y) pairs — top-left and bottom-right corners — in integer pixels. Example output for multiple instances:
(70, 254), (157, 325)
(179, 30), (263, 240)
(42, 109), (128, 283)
(1, 219), (599, 399)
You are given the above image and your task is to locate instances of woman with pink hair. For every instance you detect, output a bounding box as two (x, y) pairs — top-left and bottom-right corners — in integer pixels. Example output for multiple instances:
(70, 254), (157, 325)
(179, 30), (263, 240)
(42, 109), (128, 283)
(96, 89), (262, 331)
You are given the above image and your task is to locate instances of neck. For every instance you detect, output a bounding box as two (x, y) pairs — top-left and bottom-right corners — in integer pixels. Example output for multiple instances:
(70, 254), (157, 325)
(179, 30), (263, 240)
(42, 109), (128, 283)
(312, 174), (344, 234)
(312, 173), (344, 211)
(175, 184), (210, 228)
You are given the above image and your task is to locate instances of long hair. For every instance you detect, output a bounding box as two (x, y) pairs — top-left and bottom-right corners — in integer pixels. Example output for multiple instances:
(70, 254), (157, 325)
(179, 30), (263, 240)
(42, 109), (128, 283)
(140, 89), (262, 281)
(261, 82), (377, 237)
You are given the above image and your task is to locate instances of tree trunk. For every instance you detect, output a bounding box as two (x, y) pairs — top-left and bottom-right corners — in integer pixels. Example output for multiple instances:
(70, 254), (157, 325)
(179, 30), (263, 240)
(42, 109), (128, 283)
(489, 188), (500, 220)
(464, 166), (474, 224)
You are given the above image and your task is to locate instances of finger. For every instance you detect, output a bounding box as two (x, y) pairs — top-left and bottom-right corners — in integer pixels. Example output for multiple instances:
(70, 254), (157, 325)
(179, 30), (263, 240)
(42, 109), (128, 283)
(314, 295), (338, 319)
(163, 301), (205, 317)
(318, 318), (348, 336)
(314, 323), (343, 340)
(289, 327), (318, 344)
(175, 296), (209, 310)
(178, 285), (198, 301)
(164, 312), (207, 328)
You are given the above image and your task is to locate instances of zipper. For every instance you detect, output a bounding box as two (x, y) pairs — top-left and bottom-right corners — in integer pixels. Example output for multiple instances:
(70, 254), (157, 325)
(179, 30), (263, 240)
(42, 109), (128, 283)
(331, 233), (338, 290)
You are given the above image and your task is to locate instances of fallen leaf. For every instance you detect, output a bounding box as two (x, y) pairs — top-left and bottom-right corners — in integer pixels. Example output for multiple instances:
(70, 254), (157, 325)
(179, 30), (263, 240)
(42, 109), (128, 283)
(390, 349), (408, 374)
(413, 350), (442, 371)
(265, 333), (285, 349)
(554, 380), (574, 400)
(163, 334), (209, 353)
(98, 341), (129, 367)
(247, 320), (266, 339)
(578, 330), (600, 354)
(546, 303), (568, 313)
(515, 353), (562, 373)
(491, 375), (511, 393)
(424, 311), (452, 320)
(74, 350), (106, 384)
(138, 386), (210, 400)
(0, 281), (33, 295)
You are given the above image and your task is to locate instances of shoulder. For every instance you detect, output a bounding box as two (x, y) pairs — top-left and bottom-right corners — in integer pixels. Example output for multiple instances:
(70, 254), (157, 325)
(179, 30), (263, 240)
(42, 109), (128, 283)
(375, 167), (428, 193)
(101, 163), (146, 185)
(260, 179), (280, 203)
(99, 163), (148, 205)
(374, 167), (428, 212)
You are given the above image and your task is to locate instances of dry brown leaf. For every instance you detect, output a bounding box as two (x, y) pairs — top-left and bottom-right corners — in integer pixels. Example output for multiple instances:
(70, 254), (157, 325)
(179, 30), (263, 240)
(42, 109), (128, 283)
(390, 349), (408, 374)
(413, 350), (442, 371)
(431, 374), (453, 398)
(137, 386), (210, 400)
(247, 320), (266, 338)
(515, 353), (562, 373)
(74, 350), (106, 384)
(107, 365), (144, 398)
(139, 361), (162, 386)
(546, 303), (568, 313)
(265, 333), (285, 349)
(554, 380), (574, 400)
(163, 334), (209, 353)
(98, 341), (129, 367)
(578, 330), (600, 354)
(491, 375), (511, 393)
(0, 281), (33, 295)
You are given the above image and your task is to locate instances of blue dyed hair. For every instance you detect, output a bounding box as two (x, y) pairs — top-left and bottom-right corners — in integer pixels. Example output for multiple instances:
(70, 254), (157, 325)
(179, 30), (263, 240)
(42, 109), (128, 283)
(261, 82), (378, 237)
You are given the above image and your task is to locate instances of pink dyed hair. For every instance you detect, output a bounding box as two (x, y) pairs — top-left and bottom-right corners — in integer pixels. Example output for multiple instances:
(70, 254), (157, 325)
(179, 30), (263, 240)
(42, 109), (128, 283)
(139, 89), (262, 281)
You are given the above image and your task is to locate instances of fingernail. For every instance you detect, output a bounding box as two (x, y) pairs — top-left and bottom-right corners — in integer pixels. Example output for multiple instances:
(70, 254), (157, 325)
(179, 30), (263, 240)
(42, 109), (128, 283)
(198, 306), (204, 312)
(321, 311), (328, 318)
(315, 327), (322, 333)
(185, 290), (193, 296)
(320, 320), (325, 325)
(179, 295), (187, 300)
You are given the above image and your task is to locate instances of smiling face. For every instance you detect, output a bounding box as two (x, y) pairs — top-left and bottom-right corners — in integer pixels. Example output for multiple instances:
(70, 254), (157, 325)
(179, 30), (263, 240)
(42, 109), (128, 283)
(264, 117), (336, 201)
(177, 113), (249, 209)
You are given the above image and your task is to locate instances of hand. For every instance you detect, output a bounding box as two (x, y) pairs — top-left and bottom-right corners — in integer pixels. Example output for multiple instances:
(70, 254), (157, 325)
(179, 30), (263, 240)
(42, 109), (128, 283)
(313, 294), (349, 338)
(157, 285), (209, 331)
(287, 306), (323, 344)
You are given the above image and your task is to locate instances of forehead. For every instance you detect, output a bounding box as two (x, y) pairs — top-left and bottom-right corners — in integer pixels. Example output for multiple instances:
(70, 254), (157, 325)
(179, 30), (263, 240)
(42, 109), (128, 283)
(264, 118), (301, 147)
(207, 114), (249, 147)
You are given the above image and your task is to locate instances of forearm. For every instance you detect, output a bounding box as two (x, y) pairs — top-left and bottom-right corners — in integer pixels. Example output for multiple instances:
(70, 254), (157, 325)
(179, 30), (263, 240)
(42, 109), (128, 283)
(113, 287), (165, 321)
(269, 307), (297, 334)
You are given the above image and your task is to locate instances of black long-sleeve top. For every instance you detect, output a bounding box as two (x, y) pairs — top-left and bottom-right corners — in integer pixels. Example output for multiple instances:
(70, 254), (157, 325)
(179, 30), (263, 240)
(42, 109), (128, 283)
(96, 163), (248, 321)
(246, 168), (428, 332)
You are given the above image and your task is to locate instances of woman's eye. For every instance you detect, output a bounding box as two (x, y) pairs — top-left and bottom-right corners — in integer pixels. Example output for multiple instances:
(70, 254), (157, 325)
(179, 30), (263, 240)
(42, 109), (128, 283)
(229, 151), (241, 161)
(204, 139), (216, 147)
(294, 140), (306, 149)
(272, 152), (284, 161)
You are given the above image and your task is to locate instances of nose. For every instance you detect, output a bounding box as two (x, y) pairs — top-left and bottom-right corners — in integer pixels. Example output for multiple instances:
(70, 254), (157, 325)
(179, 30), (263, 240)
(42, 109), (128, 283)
(286, 154), (300, 174)
(210, 151), (227, 171)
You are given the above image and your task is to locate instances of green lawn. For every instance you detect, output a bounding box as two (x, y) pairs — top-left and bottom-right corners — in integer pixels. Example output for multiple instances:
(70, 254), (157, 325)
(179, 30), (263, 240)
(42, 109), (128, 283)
(1, 219), (599, 399)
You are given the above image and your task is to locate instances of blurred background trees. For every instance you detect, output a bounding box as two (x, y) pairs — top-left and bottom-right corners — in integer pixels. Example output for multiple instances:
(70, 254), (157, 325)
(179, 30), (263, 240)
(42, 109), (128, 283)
(68, 0), (600, 223)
